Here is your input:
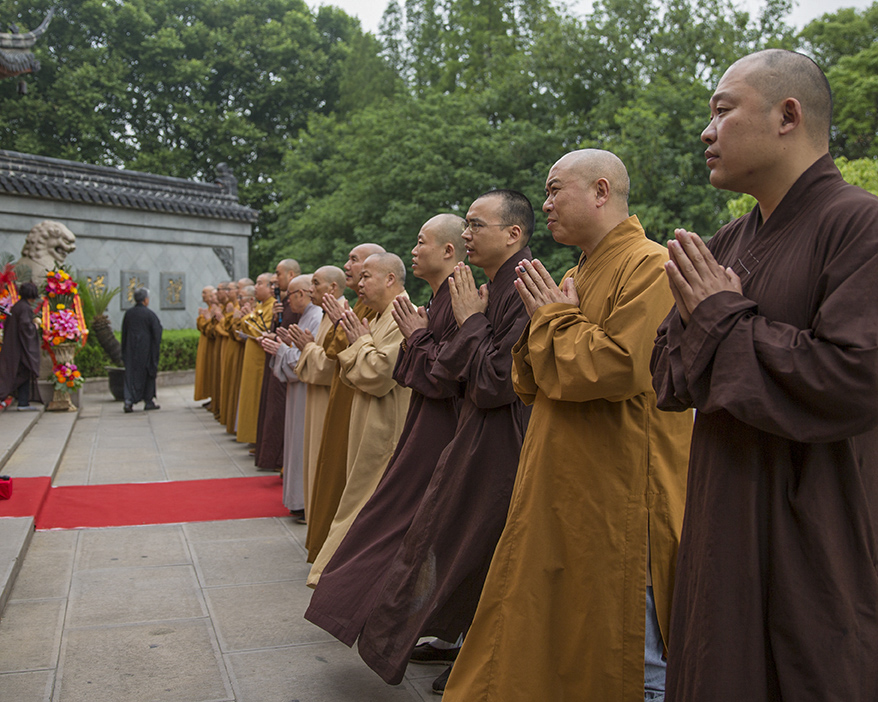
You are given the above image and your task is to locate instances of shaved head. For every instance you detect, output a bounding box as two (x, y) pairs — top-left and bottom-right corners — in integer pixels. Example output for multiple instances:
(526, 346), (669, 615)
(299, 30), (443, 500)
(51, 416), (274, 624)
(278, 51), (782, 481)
(277, 259), (301, 275)
(238, 278), (254, 287)
(289, 274), (312, 291)
(366, 252), (406, 286)
(353, 243), (385, 259)
(427, 214), (467, 260)
(314, 265), (346, 290)
(732, 49), (832, 147)
(555, 149), (630, 204)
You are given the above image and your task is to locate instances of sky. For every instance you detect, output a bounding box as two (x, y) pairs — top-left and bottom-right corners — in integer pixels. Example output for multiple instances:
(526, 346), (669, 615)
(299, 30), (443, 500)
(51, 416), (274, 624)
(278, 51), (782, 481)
(311, 0), (873, 35)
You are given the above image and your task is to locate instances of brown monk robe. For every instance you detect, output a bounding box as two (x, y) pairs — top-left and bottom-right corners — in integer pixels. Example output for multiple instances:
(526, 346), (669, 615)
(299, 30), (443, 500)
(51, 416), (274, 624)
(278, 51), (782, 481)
(255, 259), (301, 470)
(193, 286), (215, 402)
(652, 51), (878, 702)
(354, 192), (533, 686)
(304, 214), (466, 642)
(305, 243), (384, 562)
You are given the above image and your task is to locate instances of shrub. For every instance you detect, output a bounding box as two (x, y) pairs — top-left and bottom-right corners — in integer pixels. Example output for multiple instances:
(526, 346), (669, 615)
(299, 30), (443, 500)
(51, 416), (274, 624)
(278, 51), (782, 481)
(75, 329), (200, 377)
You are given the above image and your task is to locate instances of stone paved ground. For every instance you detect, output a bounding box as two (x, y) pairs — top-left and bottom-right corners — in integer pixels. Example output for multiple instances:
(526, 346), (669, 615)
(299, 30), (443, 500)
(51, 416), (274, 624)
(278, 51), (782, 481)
(0, 385), (438, 702)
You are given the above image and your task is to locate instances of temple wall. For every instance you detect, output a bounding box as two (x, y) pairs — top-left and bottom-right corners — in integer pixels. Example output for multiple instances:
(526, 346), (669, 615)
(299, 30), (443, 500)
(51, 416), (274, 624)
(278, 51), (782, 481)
(0, 193), (251, 330)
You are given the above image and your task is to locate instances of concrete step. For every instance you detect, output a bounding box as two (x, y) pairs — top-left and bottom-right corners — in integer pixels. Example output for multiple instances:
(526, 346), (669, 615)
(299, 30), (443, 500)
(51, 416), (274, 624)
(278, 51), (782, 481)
(0, 404), (43, 473)
(0, 517), (34, 616)
(0, 405), (79, 618)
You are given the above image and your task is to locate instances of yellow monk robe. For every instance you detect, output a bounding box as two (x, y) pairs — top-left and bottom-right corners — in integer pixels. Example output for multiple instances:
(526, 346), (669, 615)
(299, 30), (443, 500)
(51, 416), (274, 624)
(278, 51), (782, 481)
(307, 299), (411, 586)
(235, 298), (274, 444)
(216, 309), (236, 425)
(296, 299), (343, 520)
(224, 315), (247, 435)
(212, 315), (229, 421)
(445, 216), (693, 702)
(194, 312), (212, 401)
(305, 299), (376, 562)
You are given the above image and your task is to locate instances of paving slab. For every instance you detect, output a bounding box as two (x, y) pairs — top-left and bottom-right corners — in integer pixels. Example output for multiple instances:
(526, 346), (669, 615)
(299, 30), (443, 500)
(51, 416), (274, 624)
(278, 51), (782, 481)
(0, 598), (66, 673)
(190, 537), (312, 588)
(75, 525), (189, 571)
(66, 565), (207, 628)
(0, 405), (42, 472)
(8, 530), (76, 601)
(55, 619), (233, 702)
(1, 410), (78, 480)
(0, 669), (55, 701)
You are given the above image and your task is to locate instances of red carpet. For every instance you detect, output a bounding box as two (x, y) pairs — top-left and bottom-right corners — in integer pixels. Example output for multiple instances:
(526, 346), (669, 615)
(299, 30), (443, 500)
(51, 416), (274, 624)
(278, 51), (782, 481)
(0, 477), (52, 518)
(4, 476), (288, 530)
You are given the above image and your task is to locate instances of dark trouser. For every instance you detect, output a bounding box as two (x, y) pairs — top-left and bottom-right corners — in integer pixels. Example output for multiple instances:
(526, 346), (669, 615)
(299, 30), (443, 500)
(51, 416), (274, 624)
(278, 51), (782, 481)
(17, 378), (31, 407)
(124, 373), (156, 406)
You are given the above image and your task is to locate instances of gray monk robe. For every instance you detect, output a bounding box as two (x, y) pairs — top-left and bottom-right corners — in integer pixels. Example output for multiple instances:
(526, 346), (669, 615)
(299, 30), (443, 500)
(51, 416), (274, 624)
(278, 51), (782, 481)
(651, 155), (878, 702)
(272, 303), (323, 512)
(304, 280), (462, 636)
(352, 249), (533, 685)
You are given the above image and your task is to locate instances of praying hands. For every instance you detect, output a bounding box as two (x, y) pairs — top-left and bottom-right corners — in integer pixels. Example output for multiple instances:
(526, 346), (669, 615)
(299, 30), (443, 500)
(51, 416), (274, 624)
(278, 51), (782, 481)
(513, 258), (578, 318)
(664, 229), (741, 324)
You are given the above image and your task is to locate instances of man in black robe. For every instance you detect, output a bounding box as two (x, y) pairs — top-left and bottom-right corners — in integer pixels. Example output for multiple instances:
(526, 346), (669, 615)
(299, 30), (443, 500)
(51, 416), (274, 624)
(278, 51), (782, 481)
(338, 190), (533, 691)
(0, 282), (41, 410)
(121, 287), (162, 413)
(304, 214), (466, 655)
(255, 259), (301, 470)
(651, 49), (878, 701)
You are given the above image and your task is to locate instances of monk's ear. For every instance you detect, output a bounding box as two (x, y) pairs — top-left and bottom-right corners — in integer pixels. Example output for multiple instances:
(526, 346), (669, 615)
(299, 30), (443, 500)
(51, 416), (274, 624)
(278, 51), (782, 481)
(778, 97), (803, 136)
(593, 178), (611, 207)
(505, 225), (523, 247)
(443, 243), (455, 260)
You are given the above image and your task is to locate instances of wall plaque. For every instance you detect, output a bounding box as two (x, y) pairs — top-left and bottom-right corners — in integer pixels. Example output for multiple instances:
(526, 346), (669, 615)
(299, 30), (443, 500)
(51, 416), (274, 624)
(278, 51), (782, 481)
(160, 272), (186, 310)
(120, 270), (149, 310)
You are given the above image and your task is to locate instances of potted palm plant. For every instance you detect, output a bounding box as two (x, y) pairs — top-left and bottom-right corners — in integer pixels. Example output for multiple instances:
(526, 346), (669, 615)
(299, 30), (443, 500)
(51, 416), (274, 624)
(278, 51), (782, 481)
(78, 279), (124, 400)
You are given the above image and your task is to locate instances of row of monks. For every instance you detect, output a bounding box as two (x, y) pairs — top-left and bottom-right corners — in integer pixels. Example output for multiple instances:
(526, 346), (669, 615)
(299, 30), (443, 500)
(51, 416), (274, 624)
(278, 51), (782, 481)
(194, 156), (691, 698)
(191, 47), (878, 702)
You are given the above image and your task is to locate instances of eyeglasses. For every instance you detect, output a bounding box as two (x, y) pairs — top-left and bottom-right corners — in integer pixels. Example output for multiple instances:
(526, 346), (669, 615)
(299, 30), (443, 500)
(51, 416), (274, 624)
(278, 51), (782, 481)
(464, 221), (512, 233)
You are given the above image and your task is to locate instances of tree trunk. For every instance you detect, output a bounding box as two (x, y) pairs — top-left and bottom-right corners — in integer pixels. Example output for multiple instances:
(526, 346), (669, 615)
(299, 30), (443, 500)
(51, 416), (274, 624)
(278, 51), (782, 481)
(91, 314), (123, 366)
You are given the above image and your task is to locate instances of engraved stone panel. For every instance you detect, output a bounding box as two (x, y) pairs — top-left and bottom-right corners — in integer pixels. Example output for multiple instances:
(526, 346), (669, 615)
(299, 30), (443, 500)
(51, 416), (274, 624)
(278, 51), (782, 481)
(79, 269), (110, 300)
(160, 272), (186, 310)
(120, 270), (149, 310)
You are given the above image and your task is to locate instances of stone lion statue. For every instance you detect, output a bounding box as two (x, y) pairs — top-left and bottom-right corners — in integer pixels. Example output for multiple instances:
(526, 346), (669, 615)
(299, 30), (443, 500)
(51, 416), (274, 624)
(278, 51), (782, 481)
(15, 220), (76, 286)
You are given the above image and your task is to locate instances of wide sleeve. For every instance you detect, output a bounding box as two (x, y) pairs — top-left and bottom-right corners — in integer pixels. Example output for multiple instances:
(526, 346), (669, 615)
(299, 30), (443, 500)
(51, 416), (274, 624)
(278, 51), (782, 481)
(337, 322), (404, 398)
(297, 335), (335, 386)
(522, 257), (672, 404)
(272, 343), (300, 383)
(434, 295), (529, 410)
(394, 325), (461, 400)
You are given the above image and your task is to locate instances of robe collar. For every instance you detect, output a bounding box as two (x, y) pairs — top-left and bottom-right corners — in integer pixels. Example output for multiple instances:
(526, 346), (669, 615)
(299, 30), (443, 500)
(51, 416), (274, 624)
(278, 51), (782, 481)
(747, 153), (840, 236)
(491, 245), (533, 292)
(577, 215), (645, 271)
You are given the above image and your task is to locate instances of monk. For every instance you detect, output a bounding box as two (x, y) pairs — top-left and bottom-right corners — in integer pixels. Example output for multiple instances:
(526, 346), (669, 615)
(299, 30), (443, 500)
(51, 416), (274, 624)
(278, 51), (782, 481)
(306, 253), (412, 586)
(194, 285), (216, 403)
(210, 282), (231, 421)
(444, 150), (692, 701)
(354, 190), (533, 692)
(304, 243), (383, 561)
(651, 49), (878, 701)
(255, 259), (302, 470)
(235, 273), (273, 445)
(224, 281), (253, 434)
(304, 214), (466, 652)
(216, 281), (238, 426)
(293, 265), (347, 522)
(262, 274), (323, 515)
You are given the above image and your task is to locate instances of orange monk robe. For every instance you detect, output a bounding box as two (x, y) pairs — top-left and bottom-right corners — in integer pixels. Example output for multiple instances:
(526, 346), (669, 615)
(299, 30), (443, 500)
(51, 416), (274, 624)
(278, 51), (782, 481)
(212, 315), (229, 421)
(296, 299), (344, 520)
(307, 299), (411, 586)
(305, 299), (375, 562)
(194, 313), (212, 401)
(235, 298), (274, 444)
(216, 309), (237, 425)
(224, 315), (247, 435)
(445, 216), (693, 702)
